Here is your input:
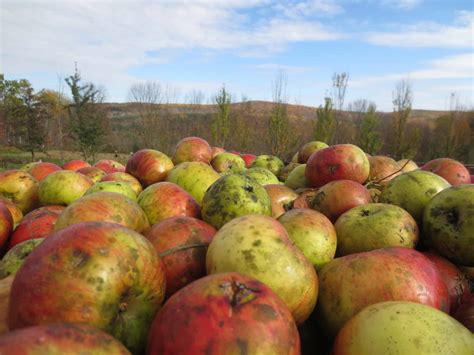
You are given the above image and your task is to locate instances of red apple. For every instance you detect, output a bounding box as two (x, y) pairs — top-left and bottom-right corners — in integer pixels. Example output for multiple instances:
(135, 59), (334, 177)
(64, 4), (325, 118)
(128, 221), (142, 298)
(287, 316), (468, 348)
(138, 182), (201, 226)
(453, 293), (474, 332)
(240, 153), (257, 168)
(211, 146), (226, 158)
(146, 216), (216, 297)
(264, 184), (299, 219)
(63, 159), (91, 171)
(100, 172), (143, 195)
(315, 247), (450, 338)
(8, 205), (65, 250)
(0, 170), (39, 213)
(0, 203), (13, 250)
(126, 149), (174, 187)
(94, 159), (126, 174)
(305, 144), (370, 187)
(0, 323), (131, 354)
(310, 180), (372, 222)
(292, 189), (317, 209)
(421, 158), (470, 185)
(76, 166), (107, 183)
(8, 221), (166, 354)
(147, 272), (300, 355)
(172, 136), (213, 164)
(0, 197), (23, 228)
(27, 162), (62, 182)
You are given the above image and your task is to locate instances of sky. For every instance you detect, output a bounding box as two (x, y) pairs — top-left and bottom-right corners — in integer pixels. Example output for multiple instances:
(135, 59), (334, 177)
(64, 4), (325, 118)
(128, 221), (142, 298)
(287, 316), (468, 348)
(1, 0), (473, 111)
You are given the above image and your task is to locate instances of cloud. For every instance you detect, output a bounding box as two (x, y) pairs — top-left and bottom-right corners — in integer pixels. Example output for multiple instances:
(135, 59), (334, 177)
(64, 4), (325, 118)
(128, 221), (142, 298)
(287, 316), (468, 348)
(249, 63), (315, 74)
(365, 11), (473, 48)
(381, 0), (422, 10)
(272, 0), (343, 18)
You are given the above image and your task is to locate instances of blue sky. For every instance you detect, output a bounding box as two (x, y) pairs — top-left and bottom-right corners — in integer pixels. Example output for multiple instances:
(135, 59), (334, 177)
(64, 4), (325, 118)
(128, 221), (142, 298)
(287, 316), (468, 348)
(1, 0), (473, 111)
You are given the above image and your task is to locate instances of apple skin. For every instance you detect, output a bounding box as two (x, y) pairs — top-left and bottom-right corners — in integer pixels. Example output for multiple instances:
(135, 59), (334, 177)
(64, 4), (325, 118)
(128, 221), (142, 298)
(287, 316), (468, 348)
(367, 155), (401, 186)
(211, 146), (226, 158)
(297, 141), (328, 163)
(146, 216), (216, 297)
(63, 159), (91, 171)
(94, 159), (126, 174)
(126, 149), (174, 187)
(0, 203), (13, 250)
(240, 153), (257, 168)
(27, 162), (62, 182)
(240, 167), (280, 186)
(8, 205), (65, 249)
(285, 164), (310, 190)
(100, 172), (143, 195)
(334, 203), (419, 256)
(201, 174), (272, 229)
(172, 136), (213, 164)
(0, 238), (45, 279)
(166, 162), (220, 205)
(278, 208), (337, 270)
(278, 162), (300, 182)
(250, 155), (285, 177)
(0, 170), (39, 213)
(421, 158), (471, 186)
(8, 221), (166, 355)
(0, 197), (23, 228)
(264, 184), (299, 219)
(423, 184), (474, 266)
(0, 323), (131, 354)
(292, 189), (317, 209)
(54, 192), (150, 234)
(315, 247), (450, 338)
(138, 182), (200, 226)
(379, 170), (450, 223)
(77, 166), (107, 183)
(211, 152), (246, 174)
(147, 272), (300, 355)
(310, 180), (372, 222)
(453, 293), (474, 332)
(333, 301), (474, 355)
(39, 170), (93, 206)
(423, 252), (470, 314)
(305, 144), (370, 187)
(85, 181), (137, 201)
(398, 158), (418, 173)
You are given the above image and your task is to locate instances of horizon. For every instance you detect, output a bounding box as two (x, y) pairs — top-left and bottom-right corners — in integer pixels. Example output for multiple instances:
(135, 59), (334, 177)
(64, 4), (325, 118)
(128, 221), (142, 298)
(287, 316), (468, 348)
(2, 0), (473, 111)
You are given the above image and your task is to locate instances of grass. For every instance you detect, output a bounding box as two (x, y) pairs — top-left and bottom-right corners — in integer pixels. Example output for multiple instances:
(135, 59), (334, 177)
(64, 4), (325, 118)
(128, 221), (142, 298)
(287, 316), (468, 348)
(0, 146), (131, 171)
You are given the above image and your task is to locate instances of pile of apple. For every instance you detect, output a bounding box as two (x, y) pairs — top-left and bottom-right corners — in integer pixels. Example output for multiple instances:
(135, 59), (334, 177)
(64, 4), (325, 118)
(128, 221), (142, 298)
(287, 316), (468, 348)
(0, 136), (473, 354)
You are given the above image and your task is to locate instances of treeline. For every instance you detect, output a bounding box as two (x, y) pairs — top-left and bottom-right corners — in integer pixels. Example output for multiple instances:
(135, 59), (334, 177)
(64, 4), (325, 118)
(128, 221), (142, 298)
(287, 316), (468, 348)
(1, 70), (473, 164)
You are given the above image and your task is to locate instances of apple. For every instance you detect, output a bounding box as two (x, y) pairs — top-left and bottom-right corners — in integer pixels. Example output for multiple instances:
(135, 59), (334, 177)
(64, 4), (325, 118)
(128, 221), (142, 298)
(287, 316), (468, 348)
(250, 155), (285, 176)
(379, 170), (450, 223)
(292, 189), (317, 209)
(211, 146), (226, 158)
(264, 184), (298, 219)
(63, 159), (91, 171)
(367, 155), (401, 186)
(85, 181), (138, 201)
(206, 215), (318, 324)
(126, 149), (174, 187)
(0, 197), (23, 228)
(423, 184), (474, 266)
(240, 153), (257, 168)
(310, 180), (372, 222)
(201, 174), (272, 229)
(138, 182), (200, 226)
(453, 293), (474, 332)
(334, 203), (419, 256)
(0, 276), (13, 335)
(146, 216), (216, 297)
(333, 301), (474, 355)
(397, 158), (418, 173)
(27, 162), (62, 182)
(211, 152), (246, 173)
(166, 162), (220, 205)
(297, 141), (328, 163)
(172, 136), (213, 164)
(285, 164), (310, 190)
(38, 170), (93, 206)
(54, 192), (150, 234)
(147, 272), (300, 354)
(76, 166), (107, 183)
(0, 238), (45, 279)
(278, 208), (337, 270)
(314, 247), (450, 338)
(421, 158), (470, 186)
(0, 203), (13, 250)
(305, 144), (370, 187)
(278, 162), (300, 182)
(8, 221), (166, 354)
(94, 159), (125, 174)
(0, 323), (131, 354)
(0, 170), (39, 213)
(8, 205), (64, 249)
(19, 161), (41, 171)
(239, 167), (280, 186)
(100, 172), (143, 195)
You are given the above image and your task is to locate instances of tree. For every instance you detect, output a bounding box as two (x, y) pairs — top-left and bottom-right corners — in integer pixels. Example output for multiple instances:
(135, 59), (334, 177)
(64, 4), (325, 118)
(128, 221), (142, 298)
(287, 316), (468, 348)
(314, 97), (334, 143)
(357, 103), (382, 155)
(331, 72), (349, 144)
(212, 85), (231, 148)
(65, 67), (107, 161)
(268, 72), (294, 158)
(390, 79), (417, 159)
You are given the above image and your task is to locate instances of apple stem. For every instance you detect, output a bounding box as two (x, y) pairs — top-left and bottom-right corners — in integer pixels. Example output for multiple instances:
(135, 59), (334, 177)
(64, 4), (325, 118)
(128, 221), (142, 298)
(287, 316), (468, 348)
(159, 243), (209, 258)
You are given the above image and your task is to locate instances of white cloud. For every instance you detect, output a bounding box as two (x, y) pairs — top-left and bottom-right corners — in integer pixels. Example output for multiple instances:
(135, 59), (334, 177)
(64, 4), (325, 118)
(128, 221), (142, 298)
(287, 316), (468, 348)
(381, 0), (422, 10)
(249, 63), (315, 74)
(366, 11), (473, 48)
(272, 0), (343, 18)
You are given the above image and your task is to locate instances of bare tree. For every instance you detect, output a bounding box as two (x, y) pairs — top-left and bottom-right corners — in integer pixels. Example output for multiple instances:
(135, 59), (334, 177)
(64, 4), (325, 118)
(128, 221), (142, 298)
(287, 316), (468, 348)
(128, 81), (163, 149)
(212, 84), (231, 148)
(331, 72), (349, 144)
(185, 90), (206, 106)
